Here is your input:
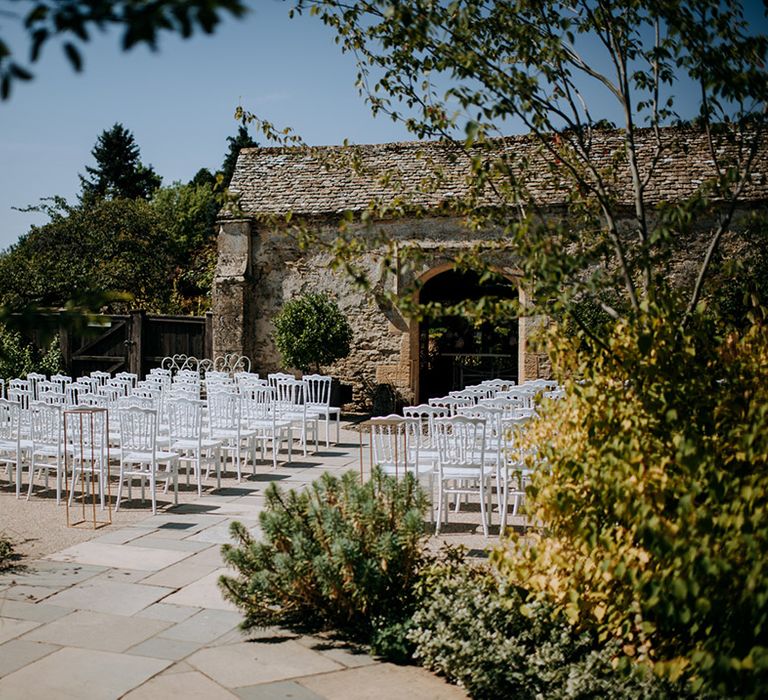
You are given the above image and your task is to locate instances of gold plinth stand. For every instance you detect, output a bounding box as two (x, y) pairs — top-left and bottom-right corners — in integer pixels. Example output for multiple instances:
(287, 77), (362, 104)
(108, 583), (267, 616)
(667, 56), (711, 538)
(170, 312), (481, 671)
(64, 407), (112, 529)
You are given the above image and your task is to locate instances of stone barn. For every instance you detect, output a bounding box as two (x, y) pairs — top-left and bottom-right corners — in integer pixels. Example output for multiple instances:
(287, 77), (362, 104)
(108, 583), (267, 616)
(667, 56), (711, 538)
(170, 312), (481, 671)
(211, 127), (767, 406)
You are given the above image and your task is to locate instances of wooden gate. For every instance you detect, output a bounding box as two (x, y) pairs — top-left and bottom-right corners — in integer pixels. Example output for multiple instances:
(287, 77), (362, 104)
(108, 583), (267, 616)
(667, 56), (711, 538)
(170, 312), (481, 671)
(59, 311), (212, 378)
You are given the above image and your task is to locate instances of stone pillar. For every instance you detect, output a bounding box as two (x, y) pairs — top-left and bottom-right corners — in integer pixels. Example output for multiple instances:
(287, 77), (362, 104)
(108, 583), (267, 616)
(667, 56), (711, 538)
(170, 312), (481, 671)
(211, 218), (252, 360)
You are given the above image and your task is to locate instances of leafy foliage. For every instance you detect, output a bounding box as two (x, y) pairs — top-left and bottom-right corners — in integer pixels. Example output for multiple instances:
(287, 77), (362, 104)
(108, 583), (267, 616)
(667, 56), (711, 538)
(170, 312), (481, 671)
(275, 0), (768, 338)
(0, 0), (246, 99)
(0, 198), (174, 312)
(493, 307), (768, 697)
(79, 123), (161, 204)
(410, 549), (680, 700)
(272, 292), (353, 372)
(219, 468), (428, 648)
(0, 326), (62, 381)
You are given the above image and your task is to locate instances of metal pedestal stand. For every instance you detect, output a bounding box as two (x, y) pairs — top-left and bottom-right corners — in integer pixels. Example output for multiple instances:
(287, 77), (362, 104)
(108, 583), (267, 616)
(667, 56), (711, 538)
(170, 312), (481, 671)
(64, 407), (112, 529)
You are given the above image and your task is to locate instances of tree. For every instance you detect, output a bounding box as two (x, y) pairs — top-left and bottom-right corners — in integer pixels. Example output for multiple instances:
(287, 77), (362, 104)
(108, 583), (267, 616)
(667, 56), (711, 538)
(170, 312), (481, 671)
(282, 0), (767, 339)
(263, 2), (768, 694)
(220, 125), (258, 188)
(272, 293), (353, 372)
(0, 0), (246, 100)
(79, 123), (162, 203)
(0, 197), (174, 312)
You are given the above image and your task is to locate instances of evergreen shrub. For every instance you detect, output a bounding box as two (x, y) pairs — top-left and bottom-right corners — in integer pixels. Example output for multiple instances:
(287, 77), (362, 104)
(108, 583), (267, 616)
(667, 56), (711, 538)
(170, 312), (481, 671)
(219, 468), (428, 653)
(272, 292), (352, 372)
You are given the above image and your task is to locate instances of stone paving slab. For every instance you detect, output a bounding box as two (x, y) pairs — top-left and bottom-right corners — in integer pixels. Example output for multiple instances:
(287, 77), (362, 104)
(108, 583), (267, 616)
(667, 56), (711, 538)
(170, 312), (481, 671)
(160, 568), (237, 610)
(0, 583), (60, 603)
(235, 680), (326, 700)
(0, 599), (73, 623)
(123, 669), (238, 699)
(126, 635), (205, 661)
(21, 609), (172, 652)
(297, 663), (469, 699)
(187, 519), (260, 544)
(0, 646), (171, 699)
(135, 601), (201, 623)
(159, 608), (243, 644)
(89, 567), (152, 584)
(0, 639), (59, 677)
(47, 541), (193, 570)
(44, 579), (173, 616)
(138, 558), (219, 588)
(0, 617), (41, 644)
(0, 560), (107, 589)
(186, 639), (345, 688)
(127, 535), (213, 553)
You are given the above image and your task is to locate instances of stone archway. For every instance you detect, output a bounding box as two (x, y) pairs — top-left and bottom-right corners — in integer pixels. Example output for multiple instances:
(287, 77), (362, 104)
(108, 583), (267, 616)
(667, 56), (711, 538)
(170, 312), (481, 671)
(410, 265), (520, 402)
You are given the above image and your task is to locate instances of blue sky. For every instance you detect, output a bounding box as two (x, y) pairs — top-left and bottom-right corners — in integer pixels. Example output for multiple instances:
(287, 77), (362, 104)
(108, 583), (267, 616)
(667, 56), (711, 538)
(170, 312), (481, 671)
(0, 1), (415, 249)
(1, 1), (766, 252)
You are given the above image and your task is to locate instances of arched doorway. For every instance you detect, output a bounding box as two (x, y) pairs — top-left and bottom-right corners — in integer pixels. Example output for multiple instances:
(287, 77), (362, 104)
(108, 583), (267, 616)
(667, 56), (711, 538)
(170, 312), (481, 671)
(416, 268), (519, 401)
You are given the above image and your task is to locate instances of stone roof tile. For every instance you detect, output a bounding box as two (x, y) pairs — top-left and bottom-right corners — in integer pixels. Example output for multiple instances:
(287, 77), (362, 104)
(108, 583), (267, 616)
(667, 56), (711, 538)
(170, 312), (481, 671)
(228, 128), (767, 217)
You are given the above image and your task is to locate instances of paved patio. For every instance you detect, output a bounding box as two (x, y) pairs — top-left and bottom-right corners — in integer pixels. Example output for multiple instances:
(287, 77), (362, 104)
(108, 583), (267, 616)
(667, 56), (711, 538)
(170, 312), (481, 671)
(0, 426), (493, 699)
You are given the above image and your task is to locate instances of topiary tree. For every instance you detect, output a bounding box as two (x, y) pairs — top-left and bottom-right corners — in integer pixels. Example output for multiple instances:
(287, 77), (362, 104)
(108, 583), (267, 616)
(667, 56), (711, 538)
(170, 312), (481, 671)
(272, 292), (352, 372)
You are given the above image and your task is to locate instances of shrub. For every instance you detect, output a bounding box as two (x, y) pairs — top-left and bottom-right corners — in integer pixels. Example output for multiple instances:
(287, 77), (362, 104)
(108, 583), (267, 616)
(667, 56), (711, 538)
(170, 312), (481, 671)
(272, 292), (353, 372)
(0, 534), (17, 571)
(409, 548), (677, 699)
(0, 327), (62, 381)
(493, 307), (768, 697)
(219, 468), (428, 651)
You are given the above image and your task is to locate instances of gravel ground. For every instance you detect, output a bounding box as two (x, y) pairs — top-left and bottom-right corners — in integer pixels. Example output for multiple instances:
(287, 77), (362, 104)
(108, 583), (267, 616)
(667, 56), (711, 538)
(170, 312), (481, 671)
(0, 474), (211, 561)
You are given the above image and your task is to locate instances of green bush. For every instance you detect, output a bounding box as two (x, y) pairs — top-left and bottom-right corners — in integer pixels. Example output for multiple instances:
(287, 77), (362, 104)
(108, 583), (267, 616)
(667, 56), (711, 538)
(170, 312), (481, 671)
(219, 468), (428, 651)
(409, 548), (678, 700)
(494, 307), (768, 697)
(272, 292), (353, 372)
(0, 327), (62, 381)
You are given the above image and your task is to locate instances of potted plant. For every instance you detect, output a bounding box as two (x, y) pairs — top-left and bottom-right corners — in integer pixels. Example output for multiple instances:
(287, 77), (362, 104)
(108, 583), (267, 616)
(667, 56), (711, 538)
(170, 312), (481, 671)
(272, 292), (353, 405)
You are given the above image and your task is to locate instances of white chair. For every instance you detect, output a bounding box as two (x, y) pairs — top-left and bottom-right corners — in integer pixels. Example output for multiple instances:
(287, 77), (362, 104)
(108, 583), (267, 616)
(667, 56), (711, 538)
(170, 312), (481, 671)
(90, 370), (111, 386)
(370, 415), (435, 518)
(271, 377), (319, 457)
(303, 374), (341, 447)
(28, 402), (69, 504)
(434, 416), (491, 537)
(26, 373), (46, 401)
(458, 404), (505, 521)
(166, 397), (222, 494)
(498, 415), (534, 530)
(207, 390), (255, 481)
(428, 395), (473, 415)
(240, 385), (293, 470)
(116, 405), (178, 515)
(0, 399), (29, 497)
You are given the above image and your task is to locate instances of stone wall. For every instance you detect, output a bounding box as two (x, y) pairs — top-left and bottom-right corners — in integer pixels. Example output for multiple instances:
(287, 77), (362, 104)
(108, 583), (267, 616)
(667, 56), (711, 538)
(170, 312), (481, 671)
(212, 214), (541, 406)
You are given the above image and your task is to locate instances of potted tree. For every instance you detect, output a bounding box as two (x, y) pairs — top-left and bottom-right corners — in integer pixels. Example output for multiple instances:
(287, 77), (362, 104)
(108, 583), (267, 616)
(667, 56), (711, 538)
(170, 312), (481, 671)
(272, 292), (353, 406)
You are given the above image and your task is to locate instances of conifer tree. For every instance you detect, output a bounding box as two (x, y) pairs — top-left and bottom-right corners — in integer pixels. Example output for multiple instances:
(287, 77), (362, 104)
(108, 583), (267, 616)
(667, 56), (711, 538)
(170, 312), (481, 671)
(220, 125), (257, 188)
(79, 123), (161, 204)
